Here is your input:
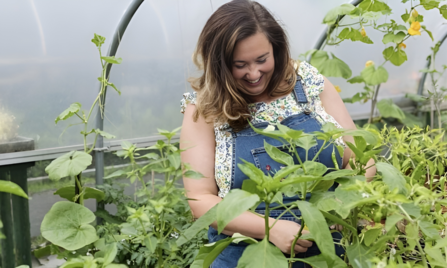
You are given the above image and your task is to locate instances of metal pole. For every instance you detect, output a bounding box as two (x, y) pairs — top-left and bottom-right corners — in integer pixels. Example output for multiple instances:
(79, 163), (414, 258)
(417, 31), (447, 96)
(94, 0), (145, 219)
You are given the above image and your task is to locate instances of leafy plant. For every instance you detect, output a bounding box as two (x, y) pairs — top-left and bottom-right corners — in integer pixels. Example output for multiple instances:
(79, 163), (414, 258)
(180, 122), (447, 267)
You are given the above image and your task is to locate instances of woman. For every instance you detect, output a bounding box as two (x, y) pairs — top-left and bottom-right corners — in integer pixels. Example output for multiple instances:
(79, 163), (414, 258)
(180, 0), (375, 266)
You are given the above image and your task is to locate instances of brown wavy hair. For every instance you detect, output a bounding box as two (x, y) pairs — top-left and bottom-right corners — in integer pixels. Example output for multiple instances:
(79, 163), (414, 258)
(189, 0), (297, 131)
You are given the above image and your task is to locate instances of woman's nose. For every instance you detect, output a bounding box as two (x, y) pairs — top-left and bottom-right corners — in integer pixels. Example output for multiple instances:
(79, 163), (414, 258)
(245, 67), (261, 80)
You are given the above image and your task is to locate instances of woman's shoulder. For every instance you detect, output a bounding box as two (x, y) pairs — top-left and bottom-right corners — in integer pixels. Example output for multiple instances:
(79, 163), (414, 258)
(180, 92), (197, 114)
(296, 61), (325, 97)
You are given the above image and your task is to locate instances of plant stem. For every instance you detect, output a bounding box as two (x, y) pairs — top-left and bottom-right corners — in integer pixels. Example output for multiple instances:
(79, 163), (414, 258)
(75, 173), (84, 206)
(265, 203), (270, 241)
(369, 84), (381, 124)
(289, 218), (305, 266)
(138, 218), (147, 236)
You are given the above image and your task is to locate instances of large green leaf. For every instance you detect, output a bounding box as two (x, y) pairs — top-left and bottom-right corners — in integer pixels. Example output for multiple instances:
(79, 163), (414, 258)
(45, 151), (92, 180)
(54, 186), (105, 202)
(309, 191), (340, 212)
(338, 28), (373, 44)
(360, 65), (389, 85)
(177, 205), (218, 246)
(376, 99), (405, 120)
(383, 47), (407, 66)
(376, 162), (408, 195)
(237, 238), (288, 268)
(295, 135), (317, 158)
(94, 129), (115, 139)
(419, 220), (441, 239)
(55, 102), (81, 124)
(318, 54), (352, 79)
(303, 161), (327, 177)
(440, 5), (447, 19)
(41, 201), (98, 251)
(346, 242), (373, 268)
(0, 181), (28, 199)
(358, 0), (391, 14)
(296, 201), (336, 265)
(238, 159), (265, 185)
(323, 4), (356, 24)
(217, 190), (259, 233)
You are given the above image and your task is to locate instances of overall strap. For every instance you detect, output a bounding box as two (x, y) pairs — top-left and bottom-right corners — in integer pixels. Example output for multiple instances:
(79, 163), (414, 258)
(292, 75), (308, 104)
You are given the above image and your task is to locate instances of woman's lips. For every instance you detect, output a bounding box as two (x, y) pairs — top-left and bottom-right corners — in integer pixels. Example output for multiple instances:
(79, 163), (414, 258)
(244, 75), (263, 87)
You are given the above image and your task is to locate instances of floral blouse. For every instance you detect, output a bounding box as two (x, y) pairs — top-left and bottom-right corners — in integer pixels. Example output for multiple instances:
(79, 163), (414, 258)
(180, 61), (345, 198)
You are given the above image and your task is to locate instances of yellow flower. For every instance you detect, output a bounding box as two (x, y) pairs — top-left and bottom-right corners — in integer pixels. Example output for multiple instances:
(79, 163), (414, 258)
(398, 43), (407, 49)
(408, 21), (421, 36)
(334, 85), (342, 93)
(411, 9), (418, 18)
(365, 60), (374, 67)
(360, 26), (367, 37)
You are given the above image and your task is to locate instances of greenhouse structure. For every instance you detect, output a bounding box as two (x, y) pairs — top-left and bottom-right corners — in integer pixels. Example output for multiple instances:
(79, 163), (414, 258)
(1, 0), (447, 267)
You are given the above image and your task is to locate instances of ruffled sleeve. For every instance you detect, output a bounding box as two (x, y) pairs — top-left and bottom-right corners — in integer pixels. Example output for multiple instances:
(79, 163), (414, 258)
(180, 92), (197, 113)
(298, 61), (325, 98)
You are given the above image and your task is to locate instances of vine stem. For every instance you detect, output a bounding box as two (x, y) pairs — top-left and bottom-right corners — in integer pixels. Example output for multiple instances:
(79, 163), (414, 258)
(289, 218), (305, 268)
(265, 203), (270, 241)
(368, 84), (381, 124)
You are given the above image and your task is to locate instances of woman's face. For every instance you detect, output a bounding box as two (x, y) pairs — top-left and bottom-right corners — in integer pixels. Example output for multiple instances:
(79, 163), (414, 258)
(232, 32), (275, 102)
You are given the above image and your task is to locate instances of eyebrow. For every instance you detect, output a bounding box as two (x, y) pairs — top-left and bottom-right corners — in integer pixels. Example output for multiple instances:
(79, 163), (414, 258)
(233, 52), (269, 63)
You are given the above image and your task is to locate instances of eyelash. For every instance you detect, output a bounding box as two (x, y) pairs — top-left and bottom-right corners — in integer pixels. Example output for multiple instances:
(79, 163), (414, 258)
(235, 58), (267, 69)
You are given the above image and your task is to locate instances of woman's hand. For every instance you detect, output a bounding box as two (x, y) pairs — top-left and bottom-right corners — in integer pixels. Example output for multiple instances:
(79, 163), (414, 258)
(269, 219), (313, 254)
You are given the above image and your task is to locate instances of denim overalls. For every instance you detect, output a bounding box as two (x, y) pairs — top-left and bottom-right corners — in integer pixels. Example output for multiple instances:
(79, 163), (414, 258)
(208, 77), (345, 268)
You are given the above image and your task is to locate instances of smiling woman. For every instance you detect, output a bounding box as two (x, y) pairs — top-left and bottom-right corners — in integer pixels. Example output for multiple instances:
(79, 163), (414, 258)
(180, 0), (359, 267)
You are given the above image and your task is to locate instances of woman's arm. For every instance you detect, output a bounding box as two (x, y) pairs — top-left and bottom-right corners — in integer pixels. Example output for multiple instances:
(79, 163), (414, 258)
(320, 77), (376, 178)
(180, 103), (312, 253)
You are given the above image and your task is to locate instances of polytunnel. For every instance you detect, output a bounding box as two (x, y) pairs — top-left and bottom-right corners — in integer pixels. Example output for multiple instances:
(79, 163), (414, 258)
(0, 0), (447, 267)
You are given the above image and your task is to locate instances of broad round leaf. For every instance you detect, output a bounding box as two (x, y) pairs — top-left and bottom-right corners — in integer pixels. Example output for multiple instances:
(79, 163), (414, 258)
(377, 99), (405, 120)
(55, 102), (81, 124)
(383, 47), (407, 66)
(45, 151), (92, 180)
(41, 201), (98, 250)
(0, 181), (28, 199)
(361, 65), (389, 85)
(323, 4), (355, 24)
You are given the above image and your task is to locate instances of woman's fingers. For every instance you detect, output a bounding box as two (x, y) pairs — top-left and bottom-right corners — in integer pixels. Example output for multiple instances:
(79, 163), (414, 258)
(294, 244), (309, 253)
(296, 239), (313, 248)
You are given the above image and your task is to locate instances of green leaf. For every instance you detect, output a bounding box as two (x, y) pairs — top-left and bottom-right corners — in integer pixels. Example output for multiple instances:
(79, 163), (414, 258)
(405, 93), (427, 102)
(295, 135), (317, 156)
(309, 191), (340, 212)
(318, 54), (352, 79)
(237, 238), (288, 268)
(401, 13), (410, 22)
(91, 33), (105, 47)
(184, 170), (204, 179)
(94, 129), (115, 139)
(376, 162), (408, 195)
(272, 165), (301, 182)
(421, 0), (440, 10)
(289, 255), (329, 268)
(363, 11), (383, 21)
(264, 141), (294, 166)
(382, 31), (406, 44)
(296, 201), (336, 265)
(323, 4), (356, 24)
(377, 99), (405, 120)
(168, 152), (181, 170)
(45, 151), (92, 181)
(102, 242), (118, 265)
(0, 181), (28, 199)
(177, 205), (217, 246)
(238, 159), (265, 185)
(440, 5), (447, 19)
(360, 65), (388, 85)
(383, 47), (407, 66)
(364, 228), (381, 247)
(203, 238), (233, 268)
(41, 201), (98, 251)
(144, 235), (158, 254)
(101, 56), (122, 64)
(338, 28), (373, 44)
(344, 129), (379, 145)
(322, 169), (357, 181)
(421, 25), (434, 41)
(94, 209), (124, 224)
(401, 203), (421, 218)
(107, 82), (121, 95)
(358, 0), (391, 14)
(346, 242), (373, 268)
(385, 214), (404, 232)
(303, 161), (327, 177)
(419, 220), (441, 239)
(347, 76), (364, 84)
(54, 186), (105, 202)
(217, 189), (259, 233)
(310, 51), (329, 70)
(103, 170), (127, 179)
(55, 102), (82, 124)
